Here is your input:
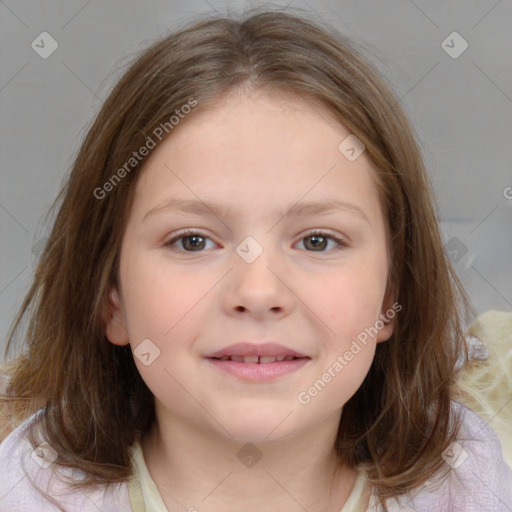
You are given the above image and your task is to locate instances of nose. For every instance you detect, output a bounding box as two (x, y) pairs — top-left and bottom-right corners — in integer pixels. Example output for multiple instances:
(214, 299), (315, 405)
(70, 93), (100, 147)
(222, 244), (295, 320)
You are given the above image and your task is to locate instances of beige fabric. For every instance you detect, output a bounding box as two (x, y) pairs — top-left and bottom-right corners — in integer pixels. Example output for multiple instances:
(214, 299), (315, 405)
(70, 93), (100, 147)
(454, 309), (512, 469)
(127, 477), (147, 512)
(339, 469), (370, 511)
(129, 440), (168, 511)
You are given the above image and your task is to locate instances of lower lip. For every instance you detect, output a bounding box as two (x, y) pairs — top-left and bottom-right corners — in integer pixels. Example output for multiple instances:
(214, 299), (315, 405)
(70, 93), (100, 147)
(205, 357), (310, 381)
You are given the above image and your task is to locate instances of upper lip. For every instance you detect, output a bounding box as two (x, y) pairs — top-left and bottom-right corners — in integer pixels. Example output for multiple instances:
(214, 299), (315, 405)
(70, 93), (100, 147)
(205, 342), (309, 358)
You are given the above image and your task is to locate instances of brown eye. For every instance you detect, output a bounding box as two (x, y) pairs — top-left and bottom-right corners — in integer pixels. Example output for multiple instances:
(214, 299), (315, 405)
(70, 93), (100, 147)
(166, 232), (215, 252)
(304, 234), (328, 251)
(298, 231), (345, 252)
(180, 234), (206, 251)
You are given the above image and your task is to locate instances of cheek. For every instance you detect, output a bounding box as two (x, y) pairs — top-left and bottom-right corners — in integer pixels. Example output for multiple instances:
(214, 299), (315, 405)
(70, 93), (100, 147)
(332, 349), (375, 410)
(120, 252), (209, 341)
(296, 255), (387, 400)
(119, 253), (219, 387)
(119, 256), (211, 409)
(306, 260), (388, 339)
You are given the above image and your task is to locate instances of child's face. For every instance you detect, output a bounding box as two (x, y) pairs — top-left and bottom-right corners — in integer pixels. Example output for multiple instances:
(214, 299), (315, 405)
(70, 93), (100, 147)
(106, 90), (395, 442)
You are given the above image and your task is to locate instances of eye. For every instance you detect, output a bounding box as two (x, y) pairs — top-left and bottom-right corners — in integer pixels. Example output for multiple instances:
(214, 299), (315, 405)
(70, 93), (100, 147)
(296, 231), (346, 252)
(164, 229), (346, 253)
(165, 230), (216, 252)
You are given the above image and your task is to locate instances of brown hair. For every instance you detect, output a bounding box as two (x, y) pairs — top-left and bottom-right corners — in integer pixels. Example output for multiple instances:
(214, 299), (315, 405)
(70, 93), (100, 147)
(1, 7), (472, 508)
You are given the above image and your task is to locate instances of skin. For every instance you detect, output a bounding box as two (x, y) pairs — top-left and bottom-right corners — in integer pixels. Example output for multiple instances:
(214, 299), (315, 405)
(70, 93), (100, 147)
(105, 88), (395, 512)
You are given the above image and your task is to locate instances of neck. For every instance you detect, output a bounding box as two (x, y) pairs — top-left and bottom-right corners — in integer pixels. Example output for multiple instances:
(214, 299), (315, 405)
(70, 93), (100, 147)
(141, 405), (366, 512)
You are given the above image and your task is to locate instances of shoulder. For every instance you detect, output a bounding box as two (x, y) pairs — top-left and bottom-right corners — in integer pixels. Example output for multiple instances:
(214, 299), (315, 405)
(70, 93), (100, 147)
(441, 401), (511, 511)
(0, 409), (133, 511)
(366, 401), (512, 512)
(401, 402), (511, 512)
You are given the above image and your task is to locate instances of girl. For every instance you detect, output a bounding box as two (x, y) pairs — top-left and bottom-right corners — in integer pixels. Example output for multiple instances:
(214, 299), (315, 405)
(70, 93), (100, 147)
(1, 8), (510, 512)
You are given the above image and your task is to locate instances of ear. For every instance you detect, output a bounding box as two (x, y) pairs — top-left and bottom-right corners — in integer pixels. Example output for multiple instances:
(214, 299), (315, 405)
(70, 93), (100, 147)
(104, 285), (130, 346)
(376, 286), (398, 343)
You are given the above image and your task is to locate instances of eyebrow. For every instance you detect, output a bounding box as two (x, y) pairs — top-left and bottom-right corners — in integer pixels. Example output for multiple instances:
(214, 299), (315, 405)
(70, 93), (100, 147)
(143, 197), (371, 224)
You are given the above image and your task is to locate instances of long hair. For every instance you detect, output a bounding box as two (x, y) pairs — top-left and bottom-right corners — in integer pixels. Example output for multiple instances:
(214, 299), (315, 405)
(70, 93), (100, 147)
(1, 7), (471, 507)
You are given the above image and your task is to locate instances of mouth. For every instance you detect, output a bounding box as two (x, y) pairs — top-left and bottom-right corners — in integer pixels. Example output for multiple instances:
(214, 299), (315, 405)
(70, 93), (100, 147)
(204, 342), (311, 380)
(205, 354), (311, 380)
(208, 355), (308, 364)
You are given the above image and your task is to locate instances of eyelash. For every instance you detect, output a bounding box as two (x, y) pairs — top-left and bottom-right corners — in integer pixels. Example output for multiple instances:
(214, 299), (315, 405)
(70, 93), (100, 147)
(164, 229), (346, 253)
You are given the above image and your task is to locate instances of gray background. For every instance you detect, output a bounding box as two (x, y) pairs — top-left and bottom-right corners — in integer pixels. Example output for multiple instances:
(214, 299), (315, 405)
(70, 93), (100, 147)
(1, 0), (511, 359)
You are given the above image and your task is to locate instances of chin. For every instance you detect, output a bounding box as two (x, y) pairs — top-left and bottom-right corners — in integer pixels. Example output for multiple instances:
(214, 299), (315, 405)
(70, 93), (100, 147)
(219, 414), (298, 444)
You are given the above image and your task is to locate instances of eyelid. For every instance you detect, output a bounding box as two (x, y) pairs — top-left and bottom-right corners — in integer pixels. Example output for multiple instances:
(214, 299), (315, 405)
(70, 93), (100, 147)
(164, 229), (218, 248)
(300, 229), (347, 245)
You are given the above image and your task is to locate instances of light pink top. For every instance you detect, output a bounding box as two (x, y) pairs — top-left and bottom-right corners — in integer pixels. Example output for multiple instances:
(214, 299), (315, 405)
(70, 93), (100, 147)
(0, 401), (510, 511)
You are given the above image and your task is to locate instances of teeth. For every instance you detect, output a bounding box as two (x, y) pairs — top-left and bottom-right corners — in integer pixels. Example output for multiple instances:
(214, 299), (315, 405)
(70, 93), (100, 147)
(241, 355), (259, 364)
(218, 355), (298, 363)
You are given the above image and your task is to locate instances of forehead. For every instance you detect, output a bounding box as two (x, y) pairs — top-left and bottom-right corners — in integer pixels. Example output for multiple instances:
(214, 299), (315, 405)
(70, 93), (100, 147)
(129, 90), (384, 228)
